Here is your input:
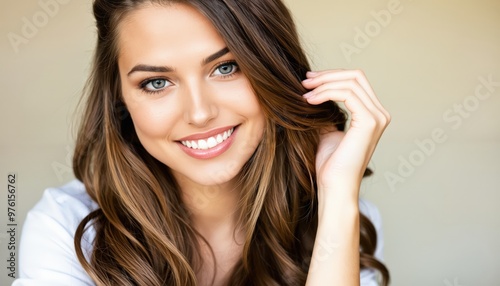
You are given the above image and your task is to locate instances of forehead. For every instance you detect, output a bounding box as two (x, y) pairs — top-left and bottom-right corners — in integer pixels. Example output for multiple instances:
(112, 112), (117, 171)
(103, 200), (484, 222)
(117, 3), (227, 65)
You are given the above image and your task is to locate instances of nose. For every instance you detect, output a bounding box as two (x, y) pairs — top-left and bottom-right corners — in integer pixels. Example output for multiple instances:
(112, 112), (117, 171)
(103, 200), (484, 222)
(182, 81), (218, 127)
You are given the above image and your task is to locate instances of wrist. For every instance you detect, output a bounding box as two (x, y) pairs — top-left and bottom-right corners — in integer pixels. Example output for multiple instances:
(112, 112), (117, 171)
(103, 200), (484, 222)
(317, 181), (360, 207)
(317, 191), (359, 224)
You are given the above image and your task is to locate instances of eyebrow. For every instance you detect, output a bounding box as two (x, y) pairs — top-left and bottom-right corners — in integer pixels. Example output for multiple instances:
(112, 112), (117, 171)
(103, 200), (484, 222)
(127, 47), (230, 76)
(202, 47), (230, 65)
(127, 64), (173, 76)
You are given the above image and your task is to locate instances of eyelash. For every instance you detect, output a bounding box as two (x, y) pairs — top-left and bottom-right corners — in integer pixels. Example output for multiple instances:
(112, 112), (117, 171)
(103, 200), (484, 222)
(139, 78), (168, 95)
(139, 60), (240, 95)
(212, 60), (239, 79)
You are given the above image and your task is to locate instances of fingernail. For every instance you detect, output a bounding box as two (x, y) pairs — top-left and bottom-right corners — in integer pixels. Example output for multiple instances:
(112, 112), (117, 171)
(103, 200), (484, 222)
(302, 78), (312, 83)
(306, 71), (318, 76)
(303, 91), (315, 99)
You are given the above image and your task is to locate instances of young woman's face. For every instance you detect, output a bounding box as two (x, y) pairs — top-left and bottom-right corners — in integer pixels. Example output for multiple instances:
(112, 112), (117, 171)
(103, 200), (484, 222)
(118, 4), (266, 187)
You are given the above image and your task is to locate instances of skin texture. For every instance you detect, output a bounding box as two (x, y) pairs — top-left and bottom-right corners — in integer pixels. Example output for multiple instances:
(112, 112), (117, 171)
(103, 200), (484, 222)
(117, 3), (390, 285)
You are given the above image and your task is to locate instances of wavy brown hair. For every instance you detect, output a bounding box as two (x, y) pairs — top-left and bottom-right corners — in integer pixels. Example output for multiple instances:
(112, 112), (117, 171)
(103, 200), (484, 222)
(73, 0), (390, 285)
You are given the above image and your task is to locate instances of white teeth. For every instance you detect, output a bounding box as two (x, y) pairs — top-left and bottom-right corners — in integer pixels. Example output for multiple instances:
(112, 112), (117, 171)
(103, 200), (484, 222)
(181, 127), (234, 150)
(207, 137), (217, 148)
(198, 139), (208, 150)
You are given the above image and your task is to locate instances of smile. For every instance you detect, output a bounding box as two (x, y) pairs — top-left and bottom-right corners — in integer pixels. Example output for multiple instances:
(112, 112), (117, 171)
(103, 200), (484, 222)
(180, 127), (234, 150)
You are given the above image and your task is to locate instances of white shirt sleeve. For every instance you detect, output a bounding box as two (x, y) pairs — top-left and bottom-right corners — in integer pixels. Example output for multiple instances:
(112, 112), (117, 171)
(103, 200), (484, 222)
(359, 199), (386, 286)
(12, 180), (96, 286)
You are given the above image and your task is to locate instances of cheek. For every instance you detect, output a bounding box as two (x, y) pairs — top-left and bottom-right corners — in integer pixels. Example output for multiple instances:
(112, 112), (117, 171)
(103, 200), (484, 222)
(218, 79), (263, 118)
(127, 101), (179, 140)
(242, 91), (265, 129)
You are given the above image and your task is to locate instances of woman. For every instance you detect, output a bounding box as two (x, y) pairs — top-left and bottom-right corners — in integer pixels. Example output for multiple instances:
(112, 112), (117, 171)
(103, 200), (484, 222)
(15, 0), (390, 285)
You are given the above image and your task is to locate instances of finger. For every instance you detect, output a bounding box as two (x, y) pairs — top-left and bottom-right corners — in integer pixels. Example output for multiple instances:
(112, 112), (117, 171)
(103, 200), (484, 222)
(303, 79), (388, 127)
(349, 71), (391, 120)
(303, 70), (379, 114)
(324, 70), (390, 121)
(306, 87), (390, 139)
(305, 88), (375, 126)
(305, 70), (375, 103)
(303, 70), (390, 121)
(303, 70), (379, 108)
(304, 80), (381, 120)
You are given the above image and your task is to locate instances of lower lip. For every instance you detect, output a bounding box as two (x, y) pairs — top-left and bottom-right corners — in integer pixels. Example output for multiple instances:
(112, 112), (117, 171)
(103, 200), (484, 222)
(177, 127), (238, 160)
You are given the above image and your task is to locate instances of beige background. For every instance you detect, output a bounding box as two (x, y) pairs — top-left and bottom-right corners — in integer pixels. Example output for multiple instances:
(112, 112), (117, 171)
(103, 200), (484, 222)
(1, 0), (499, 285)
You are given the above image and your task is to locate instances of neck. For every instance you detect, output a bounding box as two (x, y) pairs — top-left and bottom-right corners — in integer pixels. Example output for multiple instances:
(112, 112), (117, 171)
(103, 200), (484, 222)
(175, 176), (241, 239)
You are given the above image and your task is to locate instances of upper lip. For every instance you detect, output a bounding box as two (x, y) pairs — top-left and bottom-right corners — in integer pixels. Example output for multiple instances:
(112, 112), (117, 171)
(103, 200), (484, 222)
(177, 125), (237, 141)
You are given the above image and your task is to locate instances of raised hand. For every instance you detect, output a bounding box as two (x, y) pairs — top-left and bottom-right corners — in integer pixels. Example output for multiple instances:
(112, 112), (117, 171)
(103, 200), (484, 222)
(303, 69), (390, 285)
(302, 70), (390, 198)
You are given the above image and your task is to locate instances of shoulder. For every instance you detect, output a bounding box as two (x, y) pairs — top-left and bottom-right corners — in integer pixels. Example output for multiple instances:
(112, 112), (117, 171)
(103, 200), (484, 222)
(24, 179), (98, 240)
(31, 179), (97, 220)
(14, 180), (97, 285)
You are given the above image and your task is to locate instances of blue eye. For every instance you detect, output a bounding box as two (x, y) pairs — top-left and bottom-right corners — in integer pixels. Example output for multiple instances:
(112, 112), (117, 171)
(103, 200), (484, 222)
(141, 78), (171, 94)
(212, 62), (239, 77)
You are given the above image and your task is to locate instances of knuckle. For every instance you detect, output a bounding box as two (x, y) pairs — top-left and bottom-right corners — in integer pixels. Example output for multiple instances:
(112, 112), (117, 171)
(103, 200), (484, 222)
(353, 69), (366, 78)
(376, 112), (389, 125)
(346, 79), (358, 88)
(379, 116), (389, 127)
(386, 113), (392, 124)
(346, 89), (356, 97)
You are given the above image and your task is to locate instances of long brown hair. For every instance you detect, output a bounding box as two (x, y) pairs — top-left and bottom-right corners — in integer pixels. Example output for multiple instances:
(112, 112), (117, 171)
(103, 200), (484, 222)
(73, 0), (390, 285)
